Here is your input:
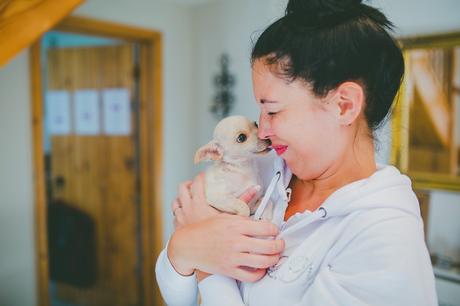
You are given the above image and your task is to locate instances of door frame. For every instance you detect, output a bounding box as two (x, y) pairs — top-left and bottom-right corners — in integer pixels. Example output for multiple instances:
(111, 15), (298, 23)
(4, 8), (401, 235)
(30, 15), (164, 306)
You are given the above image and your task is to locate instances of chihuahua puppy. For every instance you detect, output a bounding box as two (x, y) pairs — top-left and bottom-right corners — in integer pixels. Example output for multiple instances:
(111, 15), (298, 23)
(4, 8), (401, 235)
(194, 115), (271, 216)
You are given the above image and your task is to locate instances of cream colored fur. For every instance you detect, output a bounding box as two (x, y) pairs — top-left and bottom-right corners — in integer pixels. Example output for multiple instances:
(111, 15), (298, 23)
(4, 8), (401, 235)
(194, 115), (271, 216)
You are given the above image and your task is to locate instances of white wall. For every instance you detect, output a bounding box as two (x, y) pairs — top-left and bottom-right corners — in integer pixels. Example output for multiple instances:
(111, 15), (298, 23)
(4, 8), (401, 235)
(371, 0), (460, 36)
(0, 50), (36, 305)
(428, 191), (460, 260)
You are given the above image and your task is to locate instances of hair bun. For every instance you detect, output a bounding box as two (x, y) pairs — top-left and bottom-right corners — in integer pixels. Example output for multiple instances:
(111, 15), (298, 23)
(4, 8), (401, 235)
(286, 0), (363, 26)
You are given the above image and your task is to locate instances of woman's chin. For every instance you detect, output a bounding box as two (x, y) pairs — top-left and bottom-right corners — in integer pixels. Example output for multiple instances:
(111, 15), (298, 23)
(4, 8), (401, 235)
(284, 158), (298, 173)
(285, 160), (317, 180)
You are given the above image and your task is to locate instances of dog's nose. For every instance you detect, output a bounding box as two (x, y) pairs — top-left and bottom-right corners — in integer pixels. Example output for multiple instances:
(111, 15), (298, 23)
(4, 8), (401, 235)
(264, 138), (272, 146)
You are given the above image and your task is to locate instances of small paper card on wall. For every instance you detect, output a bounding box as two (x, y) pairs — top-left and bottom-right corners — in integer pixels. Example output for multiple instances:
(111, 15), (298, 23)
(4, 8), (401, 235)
(74, 90), (100, 135)
(46, 90), (71, 135)
(102, 88), (131, 135)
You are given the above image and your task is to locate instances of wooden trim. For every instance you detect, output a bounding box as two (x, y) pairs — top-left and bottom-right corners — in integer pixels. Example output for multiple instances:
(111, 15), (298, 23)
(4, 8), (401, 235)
(399, 31), (460, 50)
(414, 189), (431, 241)
(389, 86), (403, 167)
(0, 0), (83, 66)
(30, 16), (164, 306)
(410, 172), (460, 192)
(152, 36), (164, 306)
(140, 33), (164, 306)
(30, 40), (51, 306)
(139, 39), (164, 306)
(55, 15), (161, 42)
(390, 55), (410, 170)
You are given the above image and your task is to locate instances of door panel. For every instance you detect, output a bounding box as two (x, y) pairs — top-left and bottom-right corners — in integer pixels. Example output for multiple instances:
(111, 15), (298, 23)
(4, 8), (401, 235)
(46, 44), (140, 306)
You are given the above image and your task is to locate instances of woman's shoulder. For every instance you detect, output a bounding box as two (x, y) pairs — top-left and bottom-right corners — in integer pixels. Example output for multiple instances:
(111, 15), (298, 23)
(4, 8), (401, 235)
(331, 206), (426, 262)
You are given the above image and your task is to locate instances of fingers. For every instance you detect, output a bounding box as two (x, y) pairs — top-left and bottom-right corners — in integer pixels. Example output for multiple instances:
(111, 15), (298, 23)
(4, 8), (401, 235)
(171, 198), (181, 212)
(235, 252), (281, 270)
(231, 266), (266, 283)
(179, 180), (193, 195)
(174, 206), (185, 226)
(190, 173), (206, 203)
(178, 180), (193, 207)
(237, 219), (280, 237)
(239, 185), (261, 203)
(172, 180), (191, 218)
(237, 236), (285, 255)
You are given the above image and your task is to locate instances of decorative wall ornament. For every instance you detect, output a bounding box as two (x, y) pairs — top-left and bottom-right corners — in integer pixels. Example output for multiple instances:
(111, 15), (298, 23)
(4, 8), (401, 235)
(211, 53), (236, 119)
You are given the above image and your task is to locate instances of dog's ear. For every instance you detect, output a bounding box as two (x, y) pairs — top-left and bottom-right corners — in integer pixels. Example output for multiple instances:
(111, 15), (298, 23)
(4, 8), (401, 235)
(194, 141), (223, 164)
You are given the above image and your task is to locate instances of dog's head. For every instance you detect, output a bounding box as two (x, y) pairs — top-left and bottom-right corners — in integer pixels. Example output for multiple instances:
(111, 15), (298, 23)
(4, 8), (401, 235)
(194, 115), (271, 164)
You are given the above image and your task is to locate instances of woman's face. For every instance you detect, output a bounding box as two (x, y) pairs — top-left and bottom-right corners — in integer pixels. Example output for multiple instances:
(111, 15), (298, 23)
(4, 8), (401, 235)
(252, 59), (349, 180)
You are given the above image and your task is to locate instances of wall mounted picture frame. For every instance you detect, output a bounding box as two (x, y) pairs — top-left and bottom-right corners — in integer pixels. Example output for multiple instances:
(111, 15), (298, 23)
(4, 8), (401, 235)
(391, 31), (460, 192)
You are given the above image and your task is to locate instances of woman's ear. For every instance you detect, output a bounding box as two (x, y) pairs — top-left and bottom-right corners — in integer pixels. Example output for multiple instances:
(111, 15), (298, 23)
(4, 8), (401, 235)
(334, 81), (364, 126)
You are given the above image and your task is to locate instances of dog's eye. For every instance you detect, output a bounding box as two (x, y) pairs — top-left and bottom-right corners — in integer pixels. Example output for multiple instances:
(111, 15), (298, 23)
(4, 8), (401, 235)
(254, 121), (258, 128)
(237, 133), (247, 143)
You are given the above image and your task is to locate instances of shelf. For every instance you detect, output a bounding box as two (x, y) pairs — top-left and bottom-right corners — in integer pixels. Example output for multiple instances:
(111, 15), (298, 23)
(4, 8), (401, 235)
(434, 266), (460, 284)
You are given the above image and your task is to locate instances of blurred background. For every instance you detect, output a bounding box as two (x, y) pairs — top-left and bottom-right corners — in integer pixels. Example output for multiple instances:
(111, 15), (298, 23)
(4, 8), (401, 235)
(1, 0), (460, 305)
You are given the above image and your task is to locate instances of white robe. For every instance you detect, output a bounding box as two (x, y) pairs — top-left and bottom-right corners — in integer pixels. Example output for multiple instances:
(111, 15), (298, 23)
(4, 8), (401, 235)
(155, 153), (438, 306)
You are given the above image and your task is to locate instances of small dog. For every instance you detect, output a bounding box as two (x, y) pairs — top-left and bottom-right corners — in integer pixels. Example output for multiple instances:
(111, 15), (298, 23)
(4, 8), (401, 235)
(194, 115), (271, 216)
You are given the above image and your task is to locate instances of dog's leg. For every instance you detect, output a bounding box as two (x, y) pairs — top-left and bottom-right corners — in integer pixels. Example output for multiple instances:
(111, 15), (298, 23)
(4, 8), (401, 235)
(230, 198), (251, 216)
(211, 198), (250, 217)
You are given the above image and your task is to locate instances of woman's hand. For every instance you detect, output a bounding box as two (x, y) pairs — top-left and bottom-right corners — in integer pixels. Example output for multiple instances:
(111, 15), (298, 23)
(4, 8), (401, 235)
(168, 172), (284, 282)
(172, 173), (260, 229)
(172, 173), (219, 229)
(167, 214), (285, 282)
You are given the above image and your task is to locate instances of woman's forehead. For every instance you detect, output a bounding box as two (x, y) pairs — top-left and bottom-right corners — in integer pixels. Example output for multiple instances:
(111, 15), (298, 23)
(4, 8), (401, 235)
(252, 60), (273, 79)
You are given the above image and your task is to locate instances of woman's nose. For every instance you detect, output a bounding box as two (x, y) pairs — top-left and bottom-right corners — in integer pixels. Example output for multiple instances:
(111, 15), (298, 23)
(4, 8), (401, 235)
(257, 114), (273, 140)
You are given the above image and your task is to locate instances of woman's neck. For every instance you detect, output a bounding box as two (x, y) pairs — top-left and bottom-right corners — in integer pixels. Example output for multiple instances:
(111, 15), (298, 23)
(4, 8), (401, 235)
(284, 134), (376, 220)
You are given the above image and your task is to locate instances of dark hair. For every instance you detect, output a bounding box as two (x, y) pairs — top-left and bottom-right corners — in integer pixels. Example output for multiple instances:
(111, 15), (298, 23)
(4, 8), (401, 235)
(251, 0), (404, 131)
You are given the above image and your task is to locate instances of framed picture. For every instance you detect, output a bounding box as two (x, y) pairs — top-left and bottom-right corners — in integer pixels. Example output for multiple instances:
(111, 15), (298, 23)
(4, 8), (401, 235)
(391, 32), (460, 191)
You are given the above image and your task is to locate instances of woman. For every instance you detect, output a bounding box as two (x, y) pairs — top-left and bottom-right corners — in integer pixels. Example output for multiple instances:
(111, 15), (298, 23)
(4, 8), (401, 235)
(156, 0), (437, 305)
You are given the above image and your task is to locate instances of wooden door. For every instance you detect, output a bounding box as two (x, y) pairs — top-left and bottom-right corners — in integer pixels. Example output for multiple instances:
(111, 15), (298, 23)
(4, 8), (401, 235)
(46, 44), (140, 306)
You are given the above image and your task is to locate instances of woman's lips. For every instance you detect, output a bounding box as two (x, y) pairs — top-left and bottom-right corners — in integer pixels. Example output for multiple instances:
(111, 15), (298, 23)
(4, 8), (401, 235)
(272, 145), (288, 156)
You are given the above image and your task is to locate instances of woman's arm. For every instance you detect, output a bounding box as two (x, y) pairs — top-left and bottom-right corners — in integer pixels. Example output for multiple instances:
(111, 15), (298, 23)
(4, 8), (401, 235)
(168, 213), (283, 281)
(169, 174), (284, 281)
(155, 174), (285, 305)
(156, 215), (282, 306)
(155, 245), (198, 306)
(198, 275), (245, 306)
